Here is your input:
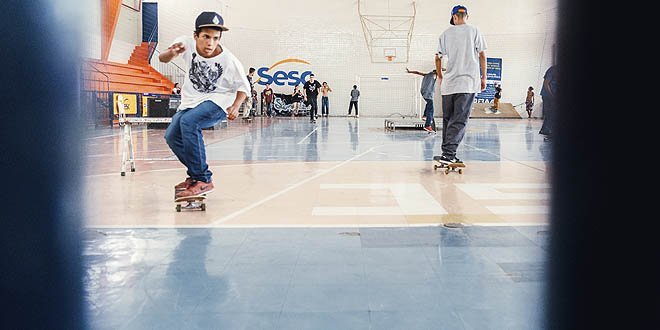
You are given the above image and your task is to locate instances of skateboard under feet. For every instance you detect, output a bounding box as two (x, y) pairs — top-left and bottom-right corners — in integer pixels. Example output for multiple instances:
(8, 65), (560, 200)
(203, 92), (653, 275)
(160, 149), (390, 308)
(433, 159), (466, 174)
(175, 195), (207, 212)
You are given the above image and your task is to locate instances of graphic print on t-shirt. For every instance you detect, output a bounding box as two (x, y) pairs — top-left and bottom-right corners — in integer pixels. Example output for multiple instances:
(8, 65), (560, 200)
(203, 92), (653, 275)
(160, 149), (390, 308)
(189, 53), (224, 93)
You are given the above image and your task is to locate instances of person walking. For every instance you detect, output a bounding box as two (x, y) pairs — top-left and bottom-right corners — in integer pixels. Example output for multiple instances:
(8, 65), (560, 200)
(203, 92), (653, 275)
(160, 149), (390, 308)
(406, 67), (437, 132)
(303, 73), (322, 123)
(348, 85), (360, 118)
(434, 4), (487, 165)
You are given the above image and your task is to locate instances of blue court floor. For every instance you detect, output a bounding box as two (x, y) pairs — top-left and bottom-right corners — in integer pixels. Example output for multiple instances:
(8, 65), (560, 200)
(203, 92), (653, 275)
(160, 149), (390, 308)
(83, 117), (551, 329)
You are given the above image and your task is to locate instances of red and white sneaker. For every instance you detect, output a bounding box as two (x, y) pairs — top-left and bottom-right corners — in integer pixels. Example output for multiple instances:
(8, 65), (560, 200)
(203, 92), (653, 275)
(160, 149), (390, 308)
(423, 126), (434, 132)
(174, 177), (195, 191)
(175, 180), (214, 198)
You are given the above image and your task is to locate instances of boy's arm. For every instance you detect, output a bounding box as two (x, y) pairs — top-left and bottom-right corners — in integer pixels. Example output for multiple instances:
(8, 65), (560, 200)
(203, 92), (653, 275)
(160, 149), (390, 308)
(226, 91), (248, 120)
(405, 68), (425, 76)
(435, 54), (443, 80)
(159, 42), (186, 63)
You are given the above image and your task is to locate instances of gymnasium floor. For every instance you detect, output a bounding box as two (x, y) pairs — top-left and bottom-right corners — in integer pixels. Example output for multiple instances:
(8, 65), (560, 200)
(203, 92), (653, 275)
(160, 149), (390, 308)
(83, 116), (550, 329)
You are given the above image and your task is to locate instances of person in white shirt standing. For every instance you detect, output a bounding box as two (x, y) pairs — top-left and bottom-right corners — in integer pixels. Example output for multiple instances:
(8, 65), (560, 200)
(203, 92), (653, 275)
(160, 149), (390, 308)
(434, 5), (487, 165)
(159, 11), (251, 198)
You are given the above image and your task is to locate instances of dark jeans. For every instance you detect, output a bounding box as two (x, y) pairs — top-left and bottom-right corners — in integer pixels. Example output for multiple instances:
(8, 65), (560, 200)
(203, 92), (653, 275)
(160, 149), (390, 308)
(265, 102), (273, 116)
(321, 96), (329, 115)
(440, 93), (475, 158)
(539, 96), (554, 136)
(309, 97), (318, 120)
(164, 101), (227, 183)
(423, 98), (434, 127)
(348, 101), (358, 115)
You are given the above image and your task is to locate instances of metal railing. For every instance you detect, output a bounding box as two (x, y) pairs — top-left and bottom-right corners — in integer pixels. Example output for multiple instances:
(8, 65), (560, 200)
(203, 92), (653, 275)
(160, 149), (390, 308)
(80, 60), (112, 127)
(150, 48), (186, 87)
(145, 23), (186, 88)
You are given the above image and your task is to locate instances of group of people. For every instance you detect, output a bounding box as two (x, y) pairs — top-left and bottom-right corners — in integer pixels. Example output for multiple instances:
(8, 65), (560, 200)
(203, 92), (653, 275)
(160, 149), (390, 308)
(159, 6), (557, 200)
(244, 75), (359, 122)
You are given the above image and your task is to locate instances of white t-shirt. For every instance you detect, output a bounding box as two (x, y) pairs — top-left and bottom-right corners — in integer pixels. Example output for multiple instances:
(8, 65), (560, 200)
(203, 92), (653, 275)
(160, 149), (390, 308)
(172, 36), (251, 112)
(437, 24), (487, 95)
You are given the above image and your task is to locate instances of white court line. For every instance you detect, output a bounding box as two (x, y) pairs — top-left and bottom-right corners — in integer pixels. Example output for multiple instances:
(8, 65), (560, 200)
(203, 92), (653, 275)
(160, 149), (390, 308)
(84, 134), (120, 140)
(84, 161), (346, 178)
(84, 222), (547, 229)
(210, 145), (382, 226)
(297, 127), (319, 144)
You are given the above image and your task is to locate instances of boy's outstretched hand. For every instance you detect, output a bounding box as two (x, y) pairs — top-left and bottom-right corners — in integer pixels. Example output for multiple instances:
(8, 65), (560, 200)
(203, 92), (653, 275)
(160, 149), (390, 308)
(226, 105), (239, 120)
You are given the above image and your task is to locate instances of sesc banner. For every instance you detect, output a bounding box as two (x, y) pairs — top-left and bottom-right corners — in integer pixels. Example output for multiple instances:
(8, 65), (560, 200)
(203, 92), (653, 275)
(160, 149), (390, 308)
(475, 58), (502, 103)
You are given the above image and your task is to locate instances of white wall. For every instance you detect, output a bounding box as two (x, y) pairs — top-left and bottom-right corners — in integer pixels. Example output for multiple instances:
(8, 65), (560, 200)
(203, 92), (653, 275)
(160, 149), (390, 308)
(81, 0), (101, 59)
(153, 0), (557, 116)
(81, 2), (142, 63)
(108, 5), (141, 63)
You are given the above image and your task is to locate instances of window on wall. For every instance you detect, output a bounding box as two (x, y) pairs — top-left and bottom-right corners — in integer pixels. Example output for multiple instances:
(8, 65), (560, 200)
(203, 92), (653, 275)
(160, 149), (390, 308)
(122, 0), (142, 12)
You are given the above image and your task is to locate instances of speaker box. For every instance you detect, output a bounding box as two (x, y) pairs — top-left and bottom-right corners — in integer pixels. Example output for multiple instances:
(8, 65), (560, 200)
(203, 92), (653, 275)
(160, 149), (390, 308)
(147, 97), (174, 117)
(147, 97), (174, 129)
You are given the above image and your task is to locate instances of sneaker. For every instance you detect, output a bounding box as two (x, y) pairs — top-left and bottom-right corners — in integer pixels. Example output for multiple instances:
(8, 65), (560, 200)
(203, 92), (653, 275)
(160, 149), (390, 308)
(436, 155), (463, 164)
(174, 177), (195, 191)
(356, 115), (359, 118)
(423, 126), (434, 132)
(176, 180), (214, 198)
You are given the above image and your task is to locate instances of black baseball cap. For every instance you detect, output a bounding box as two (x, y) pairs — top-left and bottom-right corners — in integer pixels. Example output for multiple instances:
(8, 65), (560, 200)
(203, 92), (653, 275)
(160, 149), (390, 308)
(449, 5), (468, 25)
(195, 11), (229, 31)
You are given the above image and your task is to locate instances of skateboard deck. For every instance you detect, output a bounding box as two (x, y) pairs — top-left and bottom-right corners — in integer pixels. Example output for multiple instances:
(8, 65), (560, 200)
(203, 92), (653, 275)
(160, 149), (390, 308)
(432, 158), (466, 174)
(174, 194), (207, 212)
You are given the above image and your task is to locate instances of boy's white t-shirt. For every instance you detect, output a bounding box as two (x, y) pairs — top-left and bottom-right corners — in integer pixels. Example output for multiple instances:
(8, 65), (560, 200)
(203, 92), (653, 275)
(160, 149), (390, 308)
(172, 36), (251, 112)
(437, 24), (487, 95)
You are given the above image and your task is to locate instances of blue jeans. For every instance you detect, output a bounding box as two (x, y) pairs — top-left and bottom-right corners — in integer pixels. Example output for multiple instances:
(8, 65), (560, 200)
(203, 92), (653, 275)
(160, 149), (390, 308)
(164, 101), (227, 183)
(423, 98), (434, 127)
(321, 96), (329, 115)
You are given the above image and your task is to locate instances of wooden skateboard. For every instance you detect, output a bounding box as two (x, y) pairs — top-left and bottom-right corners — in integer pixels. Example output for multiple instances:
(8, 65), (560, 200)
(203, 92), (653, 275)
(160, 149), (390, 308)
(433, 158), (466, 174)
(175, 195), (207, 212)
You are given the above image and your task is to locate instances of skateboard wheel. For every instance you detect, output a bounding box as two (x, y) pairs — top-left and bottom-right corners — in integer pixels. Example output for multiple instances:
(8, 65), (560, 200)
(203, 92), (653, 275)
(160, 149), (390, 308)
(458, 169), (463, 174)
(201, 204), (206, 211)
(433, 165), (438, 171)
(445, 169), (450, 175)
(176, 205), (181, 212)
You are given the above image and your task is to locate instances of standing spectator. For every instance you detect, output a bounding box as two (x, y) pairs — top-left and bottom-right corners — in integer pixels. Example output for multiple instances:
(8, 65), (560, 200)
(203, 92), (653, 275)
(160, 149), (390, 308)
(525, 86), (535, 118)
(303, 73), (322, 123)
(348, 85), (360, 118)
(434, 4), (487, 165)
(291, 84), (304, 115)
(250, 89), (258, 116)
(492, 84), (502, 113)
(172, 82), (181, 95)
(320, 82), (332, 117)
(246, 67), (256, 93)
(242, 67), (256, 118)
(539, 65), (558, 140)
(406, 67), (437, 132)
(262, 83), (274, 117)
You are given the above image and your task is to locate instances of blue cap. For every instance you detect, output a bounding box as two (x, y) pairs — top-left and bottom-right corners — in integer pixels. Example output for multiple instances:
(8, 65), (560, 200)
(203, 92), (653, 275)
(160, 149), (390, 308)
(450, 5), (468, 25)
(195, 11), (229, 31)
